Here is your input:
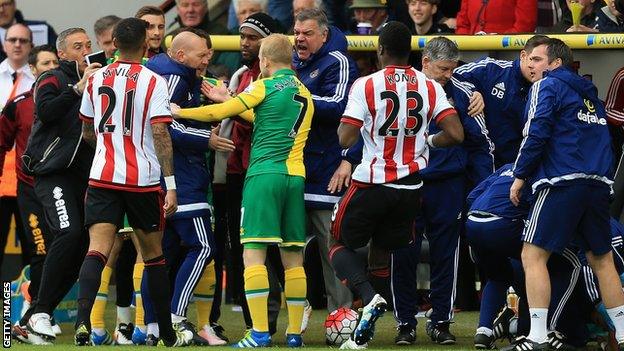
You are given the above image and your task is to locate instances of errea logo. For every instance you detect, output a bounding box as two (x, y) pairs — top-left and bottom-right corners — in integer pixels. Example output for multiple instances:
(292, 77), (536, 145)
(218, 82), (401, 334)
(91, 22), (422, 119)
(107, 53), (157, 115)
(52, 187), (70, 229)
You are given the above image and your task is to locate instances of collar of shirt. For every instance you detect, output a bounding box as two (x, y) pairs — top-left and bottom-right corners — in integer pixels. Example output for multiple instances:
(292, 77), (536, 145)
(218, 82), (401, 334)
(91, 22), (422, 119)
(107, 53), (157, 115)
(0, 59), (34, 80)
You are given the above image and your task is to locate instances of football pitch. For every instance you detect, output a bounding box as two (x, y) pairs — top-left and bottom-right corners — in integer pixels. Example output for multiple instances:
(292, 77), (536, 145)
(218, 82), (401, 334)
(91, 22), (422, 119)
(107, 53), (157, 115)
(7, 305), (605, 350)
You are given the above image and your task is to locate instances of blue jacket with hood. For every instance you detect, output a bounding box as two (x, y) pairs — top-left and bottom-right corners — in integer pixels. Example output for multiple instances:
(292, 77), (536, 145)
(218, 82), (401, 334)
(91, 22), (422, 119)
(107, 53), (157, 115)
(146, 53), (213, 219)
(293, 26), (361, 210)
(513, 67), (614, 193)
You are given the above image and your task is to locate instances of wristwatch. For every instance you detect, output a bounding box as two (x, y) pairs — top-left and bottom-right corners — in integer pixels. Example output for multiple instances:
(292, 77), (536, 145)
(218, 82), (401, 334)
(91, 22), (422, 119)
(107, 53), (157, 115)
(72, 83), (82, 96)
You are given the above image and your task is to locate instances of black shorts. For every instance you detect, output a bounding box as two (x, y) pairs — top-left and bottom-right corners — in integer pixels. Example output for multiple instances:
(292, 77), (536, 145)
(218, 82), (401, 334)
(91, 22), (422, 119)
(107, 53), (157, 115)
(330, 181), (422, 251)
(84, 186), (164, 232)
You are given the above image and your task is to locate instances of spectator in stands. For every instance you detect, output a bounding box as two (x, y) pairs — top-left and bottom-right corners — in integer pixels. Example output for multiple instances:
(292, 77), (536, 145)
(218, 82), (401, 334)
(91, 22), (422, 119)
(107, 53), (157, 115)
(0, 0), (56, 62)
(408, 0), (453, 34)
(554, 0), (599, 32)
(537, 0), (564, 32)
(93, 15), (121, 59)
(233, 0), (268, 30)
(606, 65), (624, 127)
(293, 0), (322, 19)
(136, 6), (166, 58)
(596, 0), (624, 32)
(349, 0), (390, 34)
(437, 0), (461, 29)
(456, 0), (537, 34)
(168, 0), (239, 75)
(293, 8), (359, 311)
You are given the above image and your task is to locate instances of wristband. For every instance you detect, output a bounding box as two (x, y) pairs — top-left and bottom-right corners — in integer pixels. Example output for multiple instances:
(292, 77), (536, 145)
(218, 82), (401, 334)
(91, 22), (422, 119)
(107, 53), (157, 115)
(426, 134), (436, 148)
(164, 175), (176, 190)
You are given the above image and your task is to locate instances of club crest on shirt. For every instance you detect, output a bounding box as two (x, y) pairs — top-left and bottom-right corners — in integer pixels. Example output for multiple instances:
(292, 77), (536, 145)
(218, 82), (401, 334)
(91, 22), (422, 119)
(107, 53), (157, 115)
(309, 69), (319, 79)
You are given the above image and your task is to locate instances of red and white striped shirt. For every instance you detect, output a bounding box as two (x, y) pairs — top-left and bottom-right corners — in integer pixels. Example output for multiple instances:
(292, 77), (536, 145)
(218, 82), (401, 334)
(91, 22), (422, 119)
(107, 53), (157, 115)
(341, 65), (456, 184)
(79, 61), (172, 191)
(606, 66), (624, 126)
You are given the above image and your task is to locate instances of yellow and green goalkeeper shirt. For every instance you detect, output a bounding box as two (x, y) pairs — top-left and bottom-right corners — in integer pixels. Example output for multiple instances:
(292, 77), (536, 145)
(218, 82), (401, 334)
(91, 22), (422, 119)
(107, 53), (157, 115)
(177, 68), (314, 178)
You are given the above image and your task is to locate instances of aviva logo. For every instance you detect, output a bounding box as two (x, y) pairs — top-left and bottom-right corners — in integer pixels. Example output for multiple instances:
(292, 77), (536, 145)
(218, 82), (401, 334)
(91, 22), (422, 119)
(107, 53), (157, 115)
(418, 37), (427, 48)
(502, 37), (510, 47)
(587, 35), (596, 46)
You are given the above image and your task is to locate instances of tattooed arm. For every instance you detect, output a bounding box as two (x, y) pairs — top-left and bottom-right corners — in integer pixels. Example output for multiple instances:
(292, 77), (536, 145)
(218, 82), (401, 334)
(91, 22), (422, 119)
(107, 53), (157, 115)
(152, 122), (177, 216)
(82, 121), (96, 149)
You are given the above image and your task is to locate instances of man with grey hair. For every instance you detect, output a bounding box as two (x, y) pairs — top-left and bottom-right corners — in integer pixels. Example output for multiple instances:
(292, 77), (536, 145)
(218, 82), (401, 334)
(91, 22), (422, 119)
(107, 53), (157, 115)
(16, 27), (100, 344)
(292, 0), (323, 24)
(293, 8), (360, 312)
(93, 15), (121, 59)
(390, 36), (493, 346)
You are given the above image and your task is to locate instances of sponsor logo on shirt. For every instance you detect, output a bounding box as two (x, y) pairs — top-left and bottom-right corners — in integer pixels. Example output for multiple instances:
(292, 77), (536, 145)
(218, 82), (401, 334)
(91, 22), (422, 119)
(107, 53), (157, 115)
(491, 82), (505, 99)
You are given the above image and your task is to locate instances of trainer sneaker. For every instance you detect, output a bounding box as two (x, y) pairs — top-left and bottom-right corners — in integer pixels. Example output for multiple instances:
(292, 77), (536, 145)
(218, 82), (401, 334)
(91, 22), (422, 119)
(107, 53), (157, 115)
(157, 329), (194, 347)
(132, 326), (147, 345)
(474, 332), (495, 349)
(27, 312), (55, 340)
(286, 334), (304, 347)
(301, 300), (313, 334)
(353, 294), (387, 345)
(548, 331), (577, 350)
(394, 324), (416, 345)
(91, 329), (114, 345)
(146, 333), (159, 346)
(232, 329), (272, 348)
(74, 323), (92, 346)
(340, 338), (368, 349)
(426, 320), (456, 345)
(500, 336), (549, 351)
(493, 307), (516, 341)
(114, 322), (135, 345)
(198, 324), (227, 345)
(12, 323), (51, 345)
(173, 319), (208, 346)
(210, 322), (229, 342)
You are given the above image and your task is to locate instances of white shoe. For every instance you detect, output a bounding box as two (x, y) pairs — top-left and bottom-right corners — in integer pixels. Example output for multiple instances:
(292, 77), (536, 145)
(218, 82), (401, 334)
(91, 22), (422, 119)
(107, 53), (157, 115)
(49, 317), (62, 335)
(114, 323), (135, 345)
(300, 300), (313, 334)
(28, 313), (55, 339)
(340, 338), (367, 349)
(12, 323), (52, 345)
(198, 325), (227, 346)
(352, 294), (387, 345)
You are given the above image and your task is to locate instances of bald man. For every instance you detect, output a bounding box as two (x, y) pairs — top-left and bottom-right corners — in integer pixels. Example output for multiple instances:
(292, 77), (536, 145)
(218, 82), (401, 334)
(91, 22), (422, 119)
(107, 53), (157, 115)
(143, 30), (231, 345)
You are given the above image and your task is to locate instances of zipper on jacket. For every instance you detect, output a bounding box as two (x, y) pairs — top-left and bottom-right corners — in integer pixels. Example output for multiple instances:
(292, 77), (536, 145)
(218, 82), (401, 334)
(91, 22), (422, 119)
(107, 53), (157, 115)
(40, 137), (60, 162)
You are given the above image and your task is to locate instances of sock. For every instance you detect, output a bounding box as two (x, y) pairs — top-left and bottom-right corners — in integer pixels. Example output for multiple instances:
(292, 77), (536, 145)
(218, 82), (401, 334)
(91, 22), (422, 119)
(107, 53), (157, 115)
(92, 328), (106, 337)
(76, 251), (107, 331)
(147, 322), (159, 337)
(90, 265), (112, 330)
(117, 306), (131, 325)
(527, 308), (548, 343)
(479, 281), (509, 329)
(171, 314), (185, 323)
(195, 261), (216, 328)
(368, 268), (391, 306)
(330, 245), (376, 304)
(133, 263), (145, 328)
(607, 305), (624, 342)
(284, 267), (307, 335)
(244, 265), (270, 333)
(476, 327), (493, 337)
(144, 256), (174, 344)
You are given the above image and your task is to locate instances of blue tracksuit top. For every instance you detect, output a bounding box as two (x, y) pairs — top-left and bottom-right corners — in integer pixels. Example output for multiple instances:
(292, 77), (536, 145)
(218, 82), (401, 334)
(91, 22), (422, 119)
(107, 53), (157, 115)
(420, 77), (495, 184)
(146, 53), (213, 219)
(467, 164), (531, 220)
(293, 26), (361, 210)
(454, 58), (531, 166)
(513, 67), (614, 193)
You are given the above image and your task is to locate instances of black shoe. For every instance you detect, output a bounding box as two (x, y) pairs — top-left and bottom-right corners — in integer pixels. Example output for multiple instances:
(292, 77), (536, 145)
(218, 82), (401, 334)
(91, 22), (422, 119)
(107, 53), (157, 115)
(500, 336), (549, 351)
(146, 334), (159, 346)
(74, 323), (92, 346)
(493, 307), (516, 341)
(174, 319), (208, 346)
(474, 332), (496, 349)
(210, 322), (229, 343)
(426, 321), (456, 345)
(395, 324), (416, 345)
(548, 331), (577, 350)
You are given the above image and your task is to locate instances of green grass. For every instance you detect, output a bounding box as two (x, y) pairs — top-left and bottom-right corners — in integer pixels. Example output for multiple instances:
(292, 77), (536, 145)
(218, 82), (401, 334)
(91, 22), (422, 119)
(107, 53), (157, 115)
(8, 304), (603, 350)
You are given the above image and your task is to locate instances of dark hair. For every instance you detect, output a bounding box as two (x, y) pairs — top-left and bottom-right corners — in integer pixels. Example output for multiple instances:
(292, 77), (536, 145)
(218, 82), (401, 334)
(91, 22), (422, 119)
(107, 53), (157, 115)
(93, 15), (122, 36)
(295, 8), (329, 32)
(135, 5), (165, 19)
(546, 38), (574, 68)
(28, 44), (57, 66)
(112, 18), (148, 53)
(379, 21), (412, 59)
(170, 27), (213, 48)
(523, 34), (550, 53)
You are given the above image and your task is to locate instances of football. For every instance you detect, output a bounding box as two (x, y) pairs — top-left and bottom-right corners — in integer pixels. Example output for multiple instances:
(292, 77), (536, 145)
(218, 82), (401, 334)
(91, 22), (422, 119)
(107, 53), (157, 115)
(324, 307), (359, 345)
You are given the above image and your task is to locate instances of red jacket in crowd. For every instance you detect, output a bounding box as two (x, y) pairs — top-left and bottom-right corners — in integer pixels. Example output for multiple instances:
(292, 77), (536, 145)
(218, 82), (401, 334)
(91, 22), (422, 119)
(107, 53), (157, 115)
(456, 0), (537, 34)
(0, 90), (35, 187)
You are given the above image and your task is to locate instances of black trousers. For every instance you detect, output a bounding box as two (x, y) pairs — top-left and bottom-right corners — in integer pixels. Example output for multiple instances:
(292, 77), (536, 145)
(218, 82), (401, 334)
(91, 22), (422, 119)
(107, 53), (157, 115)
(30, 170), (89, 315)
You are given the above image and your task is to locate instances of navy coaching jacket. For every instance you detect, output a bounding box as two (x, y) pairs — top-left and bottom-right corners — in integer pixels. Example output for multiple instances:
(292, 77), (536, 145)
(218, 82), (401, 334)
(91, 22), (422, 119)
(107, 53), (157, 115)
(293, 26), (361, 210)
(513, 67), (614, 193)
(146, 53), (213, 219)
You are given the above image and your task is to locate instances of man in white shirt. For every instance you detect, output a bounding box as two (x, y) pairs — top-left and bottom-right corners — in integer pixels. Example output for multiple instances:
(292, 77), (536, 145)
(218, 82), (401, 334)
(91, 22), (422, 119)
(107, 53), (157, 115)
(0, 23), (34, 109)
